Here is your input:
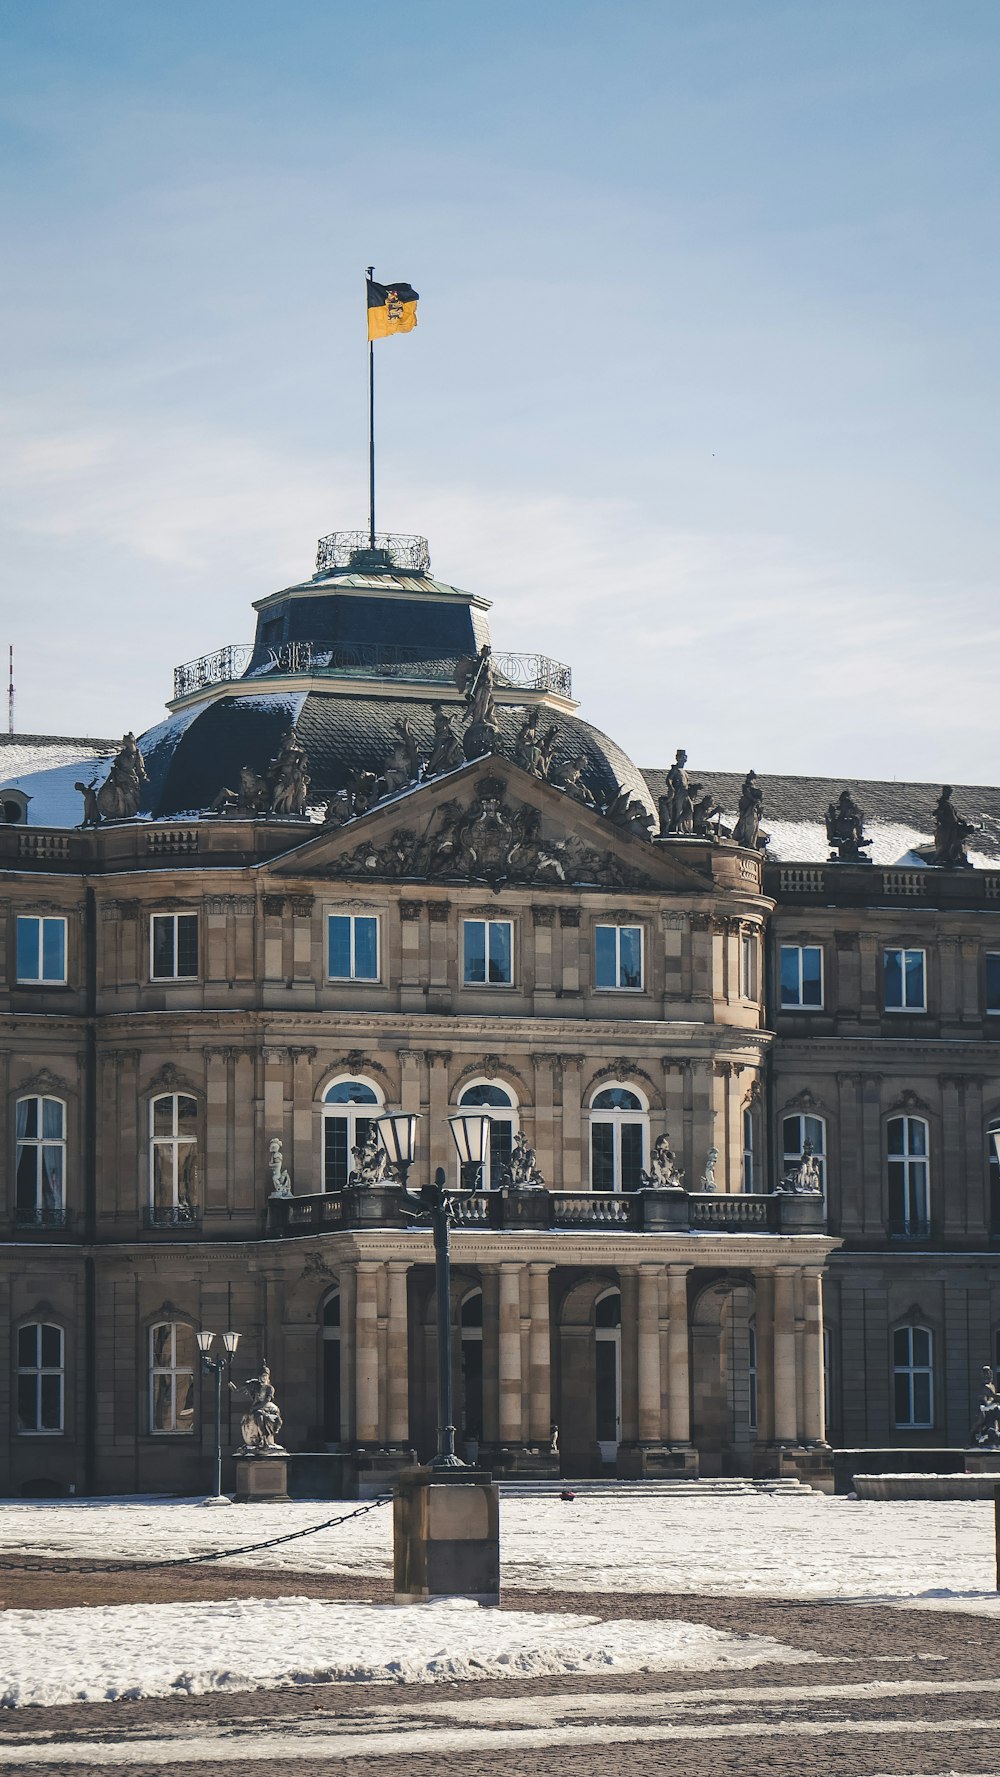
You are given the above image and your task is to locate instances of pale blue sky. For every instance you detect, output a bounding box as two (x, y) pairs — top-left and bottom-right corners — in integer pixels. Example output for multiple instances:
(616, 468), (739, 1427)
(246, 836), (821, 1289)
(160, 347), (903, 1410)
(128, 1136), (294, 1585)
(2, 1), (999, 780)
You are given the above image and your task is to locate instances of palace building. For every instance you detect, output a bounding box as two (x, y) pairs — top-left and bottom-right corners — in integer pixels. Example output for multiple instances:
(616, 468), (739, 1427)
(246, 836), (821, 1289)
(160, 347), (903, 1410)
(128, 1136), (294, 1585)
(1, 526), (998, 1496)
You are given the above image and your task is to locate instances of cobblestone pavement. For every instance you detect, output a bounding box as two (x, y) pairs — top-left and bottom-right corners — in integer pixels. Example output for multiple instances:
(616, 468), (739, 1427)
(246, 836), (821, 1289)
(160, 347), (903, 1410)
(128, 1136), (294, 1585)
(1, 1573), (999, 1775)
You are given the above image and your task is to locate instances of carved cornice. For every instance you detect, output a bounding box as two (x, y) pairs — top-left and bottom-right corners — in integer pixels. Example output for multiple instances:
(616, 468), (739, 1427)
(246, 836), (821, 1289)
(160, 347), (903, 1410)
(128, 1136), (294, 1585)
(142, 1061), (201, 1098)
(781, 1087), (830, 1116)
(101, 899), (139, 922)
(329, 1050), (389, 1078)
(15, 1066), (72, 1098)
(887, 1088), (931, 1114)
(206, 895), (255, 916)
(453, 1056), (528, 1091)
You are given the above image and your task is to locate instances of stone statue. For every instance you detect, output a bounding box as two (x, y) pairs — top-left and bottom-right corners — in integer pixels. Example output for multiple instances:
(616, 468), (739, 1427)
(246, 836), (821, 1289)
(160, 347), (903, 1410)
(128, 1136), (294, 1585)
(348, 1125), (394, 1186)
(96, 733), (148, 821)
(733, 769), (768, 851)
(457, 645), (500, 760)
(605, 783), (655, 838)
(209, 766), (270, 818)
(549, 1423), (559, 1455)
(641, 1132), (685, 1189)
(825, 788), (871, 863)
(230, 1360), (285, 1454)
(971, 1365), (1000, 1448)
(499, 1130), (546, 1189)
(691, 785), (724, 839)
(560, 755), (597, 807)
(513, 712), (557, 780)
(323, 787), (354, 827)
(658, 748), (692, 836)
(268, 726), (310, 817)
(700, 1146), (718, 1192)
(424, 703), (465, 776)
(781, 1139), (823, 1195)
(932, 785), (975, 869)
(267, 1136), (292, 1199)
(75, 781), (101, 828)
(381, 718), (422, 796)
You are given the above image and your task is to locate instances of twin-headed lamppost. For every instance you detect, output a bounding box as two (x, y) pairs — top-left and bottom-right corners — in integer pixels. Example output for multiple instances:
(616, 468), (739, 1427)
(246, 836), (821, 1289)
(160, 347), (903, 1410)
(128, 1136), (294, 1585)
(196, 1328), (241, 1501)
(374, 1110), (491, 1470)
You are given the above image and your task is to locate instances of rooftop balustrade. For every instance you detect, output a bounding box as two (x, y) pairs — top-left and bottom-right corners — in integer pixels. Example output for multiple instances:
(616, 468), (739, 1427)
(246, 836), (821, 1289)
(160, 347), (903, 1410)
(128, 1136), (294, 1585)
(173, 641), (573, 701)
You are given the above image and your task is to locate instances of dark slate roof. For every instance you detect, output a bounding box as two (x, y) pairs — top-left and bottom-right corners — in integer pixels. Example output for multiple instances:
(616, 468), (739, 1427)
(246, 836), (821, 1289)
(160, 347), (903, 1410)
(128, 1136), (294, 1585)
(641, 767), (1000, 867)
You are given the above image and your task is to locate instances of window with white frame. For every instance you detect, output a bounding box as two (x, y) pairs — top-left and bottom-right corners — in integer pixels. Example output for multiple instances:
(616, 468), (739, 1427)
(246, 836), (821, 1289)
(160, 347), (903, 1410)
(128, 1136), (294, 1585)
(740, 929), (758, 1000)
(884, 947), (926, 1012)
(15, 1096), (66, 1224)
(987, 953), (1000, 1015)
(589, 1086), (647, 1192)
(149, 1094), (199, 1221)
(321, 1078), (383, 1192)
(457, 1081), (516, 1188)
(16, 915), (67, 984)
(149, 1322), (195, 1434)
(16, 1323), (64, 1434)
(150, 912), (198, 980)
(327, 914), (379, 981)
(989, 1119), (1000, 1238)
(780, 943), (823, 1009)
(594, 924), (643, 991)
(782, 1113), (827, 1191)
(887, 1115), (930, 1237)
(463, 919), (513, 986)
(742, 1106), (758, 1192)
(893, 1324), (933, 1428)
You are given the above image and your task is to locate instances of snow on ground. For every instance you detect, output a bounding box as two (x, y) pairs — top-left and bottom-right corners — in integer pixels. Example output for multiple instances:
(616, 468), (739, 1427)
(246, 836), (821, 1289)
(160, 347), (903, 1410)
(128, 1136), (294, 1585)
(0, 1597), (813, 1708)
(1, 1487), (999, 1607)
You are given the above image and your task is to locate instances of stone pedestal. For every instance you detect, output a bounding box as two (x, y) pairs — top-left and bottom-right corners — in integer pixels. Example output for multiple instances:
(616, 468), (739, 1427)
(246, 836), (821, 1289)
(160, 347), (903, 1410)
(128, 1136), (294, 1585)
(777, 1444), (834, 1493)
(235, 1456), (290, 1502)
(393, 1466), (500, 1606)
(616, 1442), (699, 1480)
(964, 1449), (1000, 1474)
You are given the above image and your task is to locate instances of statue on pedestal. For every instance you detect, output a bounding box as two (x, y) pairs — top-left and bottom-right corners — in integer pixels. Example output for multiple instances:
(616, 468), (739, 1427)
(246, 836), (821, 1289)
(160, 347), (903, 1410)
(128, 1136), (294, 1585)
(932, 786), (976, 869)
(825, 788), (871, 863)
(641, 1132), (685, 1189)
(457, 645), (500, 760)
(267, 1136), (292, 1199)
(96, 733), (148, 820)
(700, 1147), (719, 1192)
(781, 1139), (823, 1195)
(733, 769), (768, 852)
(658, 748), (693, 836)
(230, 1361), (285, 1454)
(971, 1365), (1000, 1448)
(268, 726), (310, 817)
(425, 703), (466, 776)
(498, 1131), (546, 1189)
(348, 1125), (394, 1186)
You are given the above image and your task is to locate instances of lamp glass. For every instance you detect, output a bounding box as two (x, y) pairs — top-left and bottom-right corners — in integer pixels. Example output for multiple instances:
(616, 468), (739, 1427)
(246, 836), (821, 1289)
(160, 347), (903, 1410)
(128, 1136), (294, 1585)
(196, 1330), (214, 1354)
(373, 1112), (420, 1168)
(222, 1331), (240, 1354)
(448, 1113), (491, 1168)
(993, 1130), (1000, 1167)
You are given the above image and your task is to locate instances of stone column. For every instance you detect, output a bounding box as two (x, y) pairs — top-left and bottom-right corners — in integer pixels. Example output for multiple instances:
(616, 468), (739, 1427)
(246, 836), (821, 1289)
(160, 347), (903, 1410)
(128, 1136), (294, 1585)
(527, 1264), (553, 1442)
(802, 1269), (826, 1444)
(498, 1263), (523, 1444)
(290, 1046), (316, 1197)
(773, 1267), (798, 1444)
(666, 1264), (691, 1444)
(637, 1264), (663, 1442)
(386, 1261), (410, 1444)
(354, 1262), (380, 1444)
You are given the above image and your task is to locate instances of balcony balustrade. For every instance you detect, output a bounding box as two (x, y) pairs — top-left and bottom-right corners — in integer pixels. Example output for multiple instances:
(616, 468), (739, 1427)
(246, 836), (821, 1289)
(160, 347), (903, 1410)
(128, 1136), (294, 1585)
(173, 640), (573, 701)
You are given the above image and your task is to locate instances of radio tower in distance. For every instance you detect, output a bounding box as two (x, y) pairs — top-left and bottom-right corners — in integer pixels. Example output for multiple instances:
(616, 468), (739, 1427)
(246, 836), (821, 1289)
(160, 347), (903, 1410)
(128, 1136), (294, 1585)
(7, 646), (13, 736)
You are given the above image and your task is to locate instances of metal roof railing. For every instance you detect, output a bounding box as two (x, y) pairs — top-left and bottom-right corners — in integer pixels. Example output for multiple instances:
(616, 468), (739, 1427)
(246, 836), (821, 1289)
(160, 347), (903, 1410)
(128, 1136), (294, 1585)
(173, 642), (573, 701)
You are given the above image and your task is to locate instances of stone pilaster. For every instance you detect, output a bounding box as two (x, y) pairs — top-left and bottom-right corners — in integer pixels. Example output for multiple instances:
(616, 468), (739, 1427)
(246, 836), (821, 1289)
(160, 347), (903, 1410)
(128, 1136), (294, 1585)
(386, 1261), (410, 1443)
(498, 1263), (523, 1444)
(666, 1264), (691, 1445)
(527, 1263), (553, 1442)
(354, 1262), (380, 1443)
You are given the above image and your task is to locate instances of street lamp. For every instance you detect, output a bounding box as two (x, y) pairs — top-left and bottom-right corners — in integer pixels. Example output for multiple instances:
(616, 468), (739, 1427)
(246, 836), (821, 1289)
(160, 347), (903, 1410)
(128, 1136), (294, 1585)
(373, 1110), (491, 1469)
(197, 1329), (241, 1503)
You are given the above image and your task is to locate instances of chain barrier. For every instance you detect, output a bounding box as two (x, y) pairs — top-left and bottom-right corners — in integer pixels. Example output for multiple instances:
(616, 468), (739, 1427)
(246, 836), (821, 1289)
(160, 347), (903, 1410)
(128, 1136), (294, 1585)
(0, 1493), (391, 1576)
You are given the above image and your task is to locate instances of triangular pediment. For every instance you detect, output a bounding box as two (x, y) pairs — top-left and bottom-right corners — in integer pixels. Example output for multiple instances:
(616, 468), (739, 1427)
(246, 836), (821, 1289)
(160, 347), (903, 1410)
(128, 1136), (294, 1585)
(268, 758), (714, 892)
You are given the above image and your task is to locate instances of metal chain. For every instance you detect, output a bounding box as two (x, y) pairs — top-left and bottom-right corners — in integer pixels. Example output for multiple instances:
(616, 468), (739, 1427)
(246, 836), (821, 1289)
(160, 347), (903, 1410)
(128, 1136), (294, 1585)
(0, 1493), (391, 1576)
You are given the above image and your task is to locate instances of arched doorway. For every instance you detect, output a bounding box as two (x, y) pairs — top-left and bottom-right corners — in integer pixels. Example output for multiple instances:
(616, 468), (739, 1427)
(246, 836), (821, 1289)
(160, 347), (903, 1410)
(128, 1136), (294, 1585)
(691, 1277), (757, 1475)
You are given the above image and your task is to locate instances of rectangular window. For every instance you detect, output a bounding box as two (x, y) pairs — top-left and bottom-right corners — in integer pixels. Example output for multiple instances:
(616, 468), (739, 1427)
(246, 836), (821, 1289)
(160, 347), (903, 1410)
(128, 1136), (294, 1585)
(742, 1109), (755, 1193)
(149, 1322), (195, 1434)
(463, 919), (513, 986)
(327, 914), (379, 981)
(987, 953), (1000, 1015)
(741, 931), (757, 1000)
(16, 1323), (64, 1434)
(594, 924), (643, 990)
(893, 1325), (933, 1428)
(884, 947), (926, 1012)
(150, 913), (199, 980)
(779, 943), (824, 1009)
(16, 915), (67, 984)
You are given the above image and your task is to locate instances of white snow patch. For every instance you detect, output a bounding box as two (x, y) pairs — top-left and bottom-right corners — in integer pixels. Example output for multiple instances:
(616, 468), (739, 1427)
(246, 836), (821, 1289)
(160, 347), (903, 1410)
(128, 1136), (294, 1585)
(0, 1597), (811, 1708)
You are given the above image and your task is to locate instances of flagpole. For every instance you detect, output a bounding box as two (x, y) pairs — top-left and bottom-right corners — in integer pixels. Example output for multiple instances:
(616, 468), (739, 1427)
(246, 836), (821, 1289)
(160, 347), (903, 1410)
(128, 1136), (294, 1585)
(366, 265), (376, 549)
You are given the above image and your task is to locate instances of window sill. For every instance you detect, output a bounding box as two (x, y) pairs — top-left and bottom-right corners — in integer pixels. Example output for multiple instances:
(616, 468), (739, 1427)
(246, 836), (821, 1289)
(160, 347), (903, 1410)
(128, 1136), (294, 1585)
(14, 981), (70, 990)
(883, 1008), (928, 1017)
(148, 977), (200, 986)
(326, 977), (383, 987)
(462, 981), (516, 990)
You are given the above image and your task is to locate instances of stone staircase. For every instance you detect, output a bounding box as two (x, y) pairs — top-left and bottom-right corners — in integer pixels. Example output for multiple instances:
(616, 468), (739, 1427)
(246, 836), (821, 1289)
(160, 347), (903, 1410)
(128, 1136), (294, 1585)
(497, 1476), (818, 1499)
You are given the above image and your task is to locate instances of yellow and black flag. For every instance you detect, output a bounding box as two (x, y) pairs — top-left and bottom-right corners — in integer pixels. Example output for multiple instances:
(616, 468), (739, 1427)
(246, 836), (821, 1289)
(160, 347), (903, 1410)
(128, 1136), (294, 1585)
(367, 279), (419, 341)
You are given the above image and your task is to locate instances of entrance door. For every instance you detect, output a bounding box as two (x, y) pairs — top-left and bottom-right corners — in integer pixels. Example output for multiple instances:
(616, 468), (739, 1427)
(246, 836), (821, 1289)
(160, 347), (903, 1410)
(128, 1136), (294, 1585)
(594, 1289), (621, 1462)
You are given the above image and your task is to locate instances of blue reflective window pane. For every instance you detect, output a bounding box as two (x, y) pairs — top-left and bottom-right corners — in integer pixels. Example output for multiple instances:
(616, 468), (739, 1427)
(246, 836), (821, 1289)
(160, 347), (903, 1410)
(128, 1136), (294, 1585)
(801, 947), (823, 1006)
(176, 915), (198, 978)
(16, 918), (39, 981)
(893, 1326), (910, 1366)
(40, 1325), (62, 1369)
(488, 922), (512, 984)
(328, 917), (352, 978)
(904, 950), (925, 1008)
(591, 1122), (615, 1191)
(354, 917), (378, 980)
(988, 954), (1000, 1013)
(779, 946), (800, 1006)
(41, 919), (65, 981)
(595, 926), (617, 989)
(909, 1119), (927, 1156)
(620, 1122), (643, 1191)
(620, 927), (642, 989)
(893, 1372), (911, 1424)
(884, 950), (903, 1008)
(912, 1326), (931, 1368)
(912, 1372), (931, 1424)
(464, 922), (486, 983)
(41, 1098), (63, 1139)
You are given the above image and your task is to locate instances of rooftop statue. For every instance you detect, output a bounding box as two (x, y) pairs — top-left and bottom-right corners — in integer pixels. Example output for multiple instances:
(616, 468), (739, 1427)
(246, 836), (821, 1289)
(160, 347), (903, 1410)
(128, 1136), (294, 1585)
(75, 780), (102, 828)
(971, 1364), (1000, 1448)
(700, 1146), (719, 1192)
(230, 1360), (285, 1455)
(267, 1136), (292, 1199)
(498, 1130), (546, 1190)
(825, 788), (871, 863)
(513, 710), (558, 780)
(932, 785), (976, 869)
(424, 702), (465, 776)
(381, 718), (422, 797)
(268, 725), (310, 817)
(559, 755), (597, 807)
(733, 769), (769, 852)
(641, 1132), (685, 1189)
(96, 733), (148, 821)
(605, 782), (655, 838)
(658, 748), (692, 836)
(690, 784), (724, 840)
(457, 644), (501, 760)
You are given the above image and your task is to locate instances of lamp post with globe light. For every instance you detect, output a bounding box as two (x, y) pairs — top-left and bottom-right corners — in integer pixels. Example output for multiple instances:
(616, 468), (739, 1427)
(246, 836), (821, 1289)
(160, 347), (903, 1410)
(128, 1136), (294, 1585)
(373, 1110), (490, 1470)
(196, 1329), (241, 1502)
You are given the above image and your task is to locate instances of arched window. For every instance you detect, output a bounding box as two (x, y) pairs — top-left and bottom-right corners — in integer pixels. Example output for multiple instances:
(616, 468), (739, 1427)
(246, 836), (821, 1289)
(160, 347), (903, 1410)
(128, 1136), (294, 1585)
(321, 1291), (341, 1442)
(149, 1094), (198, 1226)
(782, 1113), (827, 1191)
(887, 1116), (930, 1238)
(989, 1119), (1000, 1238)
(457, 1081), (517, 1189)
(16, 1323), (64, 1434)
(460, 1288), (484, 1442)
(590, 1086), (647, 1192)
(321, 1078), (383, 1192)
(893, 1324), (933, 1428)
(148, 1322), (195, 1434)
(15, 1096), (66, 1226)
(595, 1288), (622, 1456)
